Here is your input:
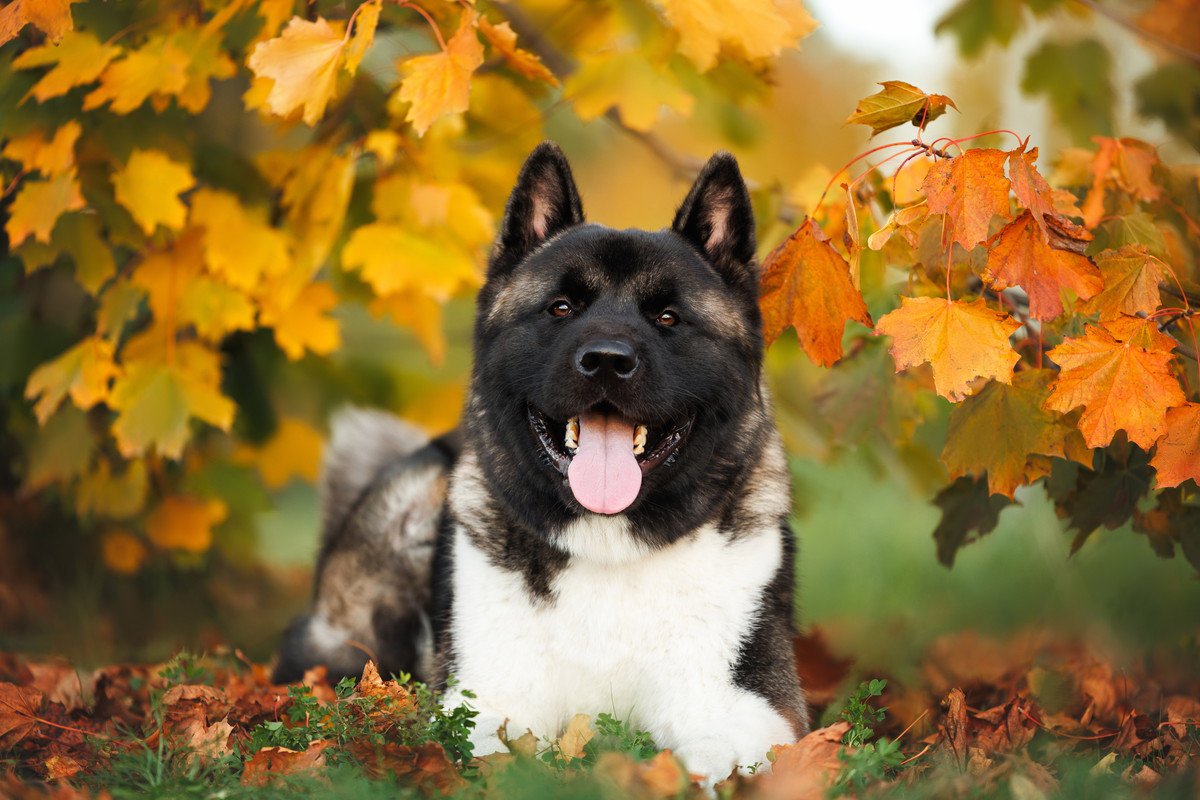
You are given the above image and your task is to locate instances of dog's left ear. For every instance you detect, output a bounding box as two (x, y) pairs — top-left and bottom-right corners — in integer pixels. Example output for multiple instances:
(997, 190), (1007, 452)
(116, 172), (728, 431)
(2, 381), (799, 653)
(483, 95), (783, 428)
(672, 152), (758, 290)
(489, 141), (585, 280)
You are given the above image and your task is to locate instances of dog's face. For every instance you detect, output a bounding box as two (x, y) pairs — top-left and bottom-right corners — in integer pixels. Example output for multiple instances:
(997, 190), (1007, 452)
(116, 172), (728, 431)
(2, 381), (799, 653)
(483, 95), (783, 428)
(467, 143), (769, 544)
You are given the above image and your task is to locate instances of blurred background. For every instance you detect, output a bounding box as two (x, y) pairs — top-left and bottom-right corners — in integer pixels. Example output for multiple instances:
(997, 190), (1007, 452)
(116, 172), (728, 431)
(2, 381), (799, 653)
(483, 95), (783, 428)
(0, 0), (1197, 681)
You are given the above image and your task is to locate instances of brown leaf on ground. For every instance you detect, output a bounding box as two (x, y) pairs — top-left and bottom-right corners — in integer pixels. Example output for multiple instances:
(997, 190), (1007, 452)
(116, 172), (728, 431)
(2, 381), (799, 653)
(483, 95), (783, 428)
(972, 697), (1039, 753)
(0, 682), (44, 748)
(241, 740), (333, 786)
(594, 750), (693, 799)
(755, 722), (848, 800)
(940, 689), (970, 768)
(26, 662), (83, 714)
(172, 710), (234, 766)
(43, 754), (82, 781)
(349, 740), (467, 794)
(792, 628), (853, 709)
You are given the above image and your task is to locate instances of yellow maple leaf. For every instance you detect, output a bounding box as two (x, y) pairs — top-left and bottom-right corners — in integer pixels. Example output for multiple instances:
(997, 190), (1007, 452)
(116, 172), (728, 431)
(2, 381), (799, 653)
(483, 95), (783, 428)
(259, 281), (341, 360)
(75, 459), (148, 519)
(396, 9), (484, 136)
(131, 230), (205, 321)
(0, 0), (77, 47)
(100, 528), (148, 574)
(170, 25), (238, 114)
(82, 34), (190, 114)
(189, 189), (291, 292)
(555, 714), (594, 762)
(565, 51), (694, 132)
(5, 170), (85, 246)
(145, 495), (228, 553)
(56, 213), (116, 294)
(109, 342), (235, 458)
(345, 0), (381, 75)
(233, 417), (324, 489)
(478, 16), (559, 86)
(113, 149), (195, 235)
(247, 16), (346, 126)
(342, 223), (479, 300)
(12, 30), (121, 103)
(655, 0), (817, 71)
(25, 337), (121, 423)
(180, 277), (257, 341)
(369, 289), (447, 366)
(2, 121), (81, 176)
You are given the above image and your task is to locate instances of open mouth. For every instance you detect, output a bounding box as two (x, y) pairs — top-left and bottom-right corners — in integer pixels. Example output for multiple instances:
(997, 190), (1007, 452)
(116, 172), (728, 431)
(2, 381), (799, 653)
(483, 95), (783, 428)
(528, 403), (693, 515)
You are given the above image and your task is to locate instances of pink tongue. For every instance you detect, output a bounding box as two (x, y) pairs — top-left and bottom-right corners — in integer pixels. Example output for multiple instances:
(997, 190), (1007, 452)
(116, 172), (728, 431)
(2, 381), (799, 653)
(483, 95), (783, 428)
(567, 412), (642, 515)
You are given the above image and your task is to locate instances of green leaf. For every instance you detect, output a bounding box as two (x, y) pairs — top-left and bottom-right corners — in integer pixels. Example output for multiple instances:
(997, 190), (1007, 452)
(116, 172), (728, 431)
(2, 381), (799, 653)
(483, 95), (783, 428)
(844, 81), (957, 137)
(1135, 63), (1200, 153)
(1021, 39), (1114, 144)
(936, 0), (1027, 58)
(931, 475), (1013, 567)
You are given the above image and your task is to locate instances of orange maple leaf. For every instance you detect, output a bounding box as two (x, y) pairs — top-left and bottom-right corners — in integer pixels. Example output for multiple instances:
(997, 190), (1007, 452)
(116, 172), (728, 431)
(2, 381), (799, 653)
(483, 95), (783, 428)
(1078, 244), (1169, 319)
(982, 211), (1102, 321)
(1006, 142), (1056, 235)
(1150, 403), (1200, 489)
(874, 296), (1021, 402)
(1044, 316), (1186, 449)
(1081, 138), (1161, 228)
(759, 218), (873, 367)
(478, 17), (559, 86)
(922, 148), (1011, 251)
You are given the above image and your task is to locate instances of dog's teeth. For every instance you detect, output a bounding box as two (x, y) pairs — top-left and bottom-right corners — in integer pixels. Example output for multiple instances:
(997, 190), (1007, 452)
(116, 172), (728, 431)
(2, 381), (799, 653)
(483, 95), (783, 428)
(632, 424), (647, 455)
(565, 417), (579, 451)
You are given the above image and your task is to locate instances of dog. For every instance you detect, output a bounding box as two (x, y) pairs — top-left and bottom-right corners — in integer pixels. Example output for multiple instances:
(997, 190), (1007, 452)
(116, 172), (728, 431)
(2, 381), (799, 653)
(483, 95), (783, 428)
(274, 142), (808, 780)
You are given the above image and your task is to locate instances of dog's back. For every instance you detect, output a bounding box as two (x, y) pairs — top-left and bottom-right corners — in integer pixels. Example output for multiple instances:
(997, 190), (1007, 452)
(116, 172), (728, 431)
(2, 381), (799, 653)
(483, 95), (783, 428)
(272, 408), (457, 684)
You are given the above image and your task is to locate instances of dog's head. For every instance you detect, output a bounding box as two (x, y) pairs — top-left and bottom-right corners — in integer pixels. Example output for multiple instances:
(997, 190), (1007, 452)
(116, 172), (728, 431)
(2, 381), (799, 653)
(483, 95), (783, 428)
(467, 142), (771, 543)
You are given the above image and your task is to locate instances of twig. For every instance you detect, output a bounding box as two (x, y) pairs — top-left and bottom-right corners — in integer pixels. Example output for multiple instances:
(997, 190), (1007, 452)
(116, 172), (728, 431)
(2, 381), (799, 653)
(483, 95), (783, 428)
(898, 744), (930, 767)
(894, 709), (930, 743)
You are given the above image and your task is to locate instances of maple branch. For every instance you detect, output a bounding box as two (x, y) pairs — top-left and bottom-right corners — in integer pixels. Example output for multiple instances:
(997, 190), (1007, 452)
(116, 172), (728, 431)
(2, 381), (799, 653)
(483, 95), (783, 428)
(1069, 0), (1200, 66)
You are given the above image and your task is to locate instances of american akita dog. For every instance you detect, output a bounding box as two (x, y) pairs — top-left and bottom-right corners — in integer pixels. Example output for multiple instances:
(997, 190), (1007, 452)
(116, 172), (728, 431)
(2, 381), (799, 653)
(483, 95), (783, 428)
(274, 142), (808, 779)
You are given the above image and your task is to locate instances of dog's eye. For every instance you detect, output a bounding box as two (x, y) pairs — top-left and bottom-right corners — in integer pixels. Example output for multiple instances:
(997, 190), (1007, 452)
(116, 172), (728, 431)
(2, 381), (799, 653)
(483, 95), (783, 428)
(655, 310), (679, 328)
(549, 300), (574, 318)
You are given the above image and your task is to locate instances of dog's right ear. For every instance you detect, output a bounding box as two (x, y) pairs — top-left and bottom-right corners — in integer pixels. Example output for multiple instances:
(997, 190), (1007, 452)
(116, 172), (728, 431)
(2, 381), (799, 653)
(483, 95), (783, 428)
(488, 142), (585, 280)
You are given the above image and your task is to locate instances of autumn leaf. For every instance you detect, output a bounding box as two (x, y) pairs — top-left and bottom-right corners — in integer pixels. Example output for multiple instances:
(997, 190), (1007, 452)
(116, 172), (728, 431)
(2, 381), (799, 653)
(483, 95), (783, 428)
(1078, 245), (1169, 319)
(179, 278), (257, 341)
(369, 289), (447, 366)
(11, 29), (121, 102)
(100, 529), (149, 575)
(982, 211), (1102, 321)
(5, 171), (85, 246)
(349, 741), (467, 793)
(759, 218), (873, 366)
(874, 296), (1021, 402)
(756, 723), (847, 800)
(343, 224), (478, 300)
(113, 150), (195, 235)
(396, 9), (484, 135)
(556, 713), (594, 761)
(189, 188), (291, 292)
(1150, 403), (1200, 489)
(1006, 142), (1056, 235)
(109, 343), (235, 458)
(2, 121), (81, 176)
(1081, 137), (1161, 228)
(922, 148), (1011, 251)
(565, 51), (694, 132)
(0, 0), (76, 47)
(82, 34), (190, 114)
(479, 17), (559, 86)
(845, 81), (957, 136)
(25, 337), (120, 424)
(258, 281), (342, 360)
(76, 459), (148, 519)
(146, 494), (229, 553)
(232, 417), (324, 489)
(1044, 316), (1186, 449)
(242, 741), (333, 786)
(344, 0), (381, 75)
(0, 683), (43, 749)
(248, 16), (346, 126)
(942, 370), (1090, 498)
(655, 0), (817, 72)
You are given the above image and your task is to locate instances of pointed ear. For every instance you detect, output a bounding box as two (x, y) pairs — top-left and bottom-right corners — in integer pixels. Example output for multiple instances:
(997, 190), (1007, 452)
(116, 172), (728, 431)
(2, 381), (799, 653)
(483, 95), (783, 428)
(489, 142), (585, 279)
(672, 152), (758, 289)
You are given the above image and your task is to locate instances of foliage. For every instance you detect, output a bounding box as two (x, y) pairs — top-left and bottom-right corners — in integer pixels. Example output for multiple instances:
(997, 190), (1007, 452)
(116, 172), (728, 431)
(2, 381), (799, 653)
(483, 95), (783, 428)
(828, 679), (904, 797)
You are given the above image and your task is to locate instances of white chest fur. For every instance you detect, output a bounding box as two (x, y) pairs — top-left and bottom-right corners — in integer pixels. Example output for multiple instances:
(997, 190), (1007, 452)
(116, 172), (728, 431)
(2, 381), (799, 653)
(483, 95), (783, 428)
(445, 519), (794, 779)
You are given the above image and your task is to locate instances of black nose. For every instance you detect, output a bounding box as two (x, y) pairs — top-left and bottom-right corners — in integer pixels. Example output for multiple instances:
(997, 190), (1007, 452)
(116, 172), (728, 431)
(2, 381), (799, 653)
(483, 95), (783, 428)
(575, 339), (639, 379)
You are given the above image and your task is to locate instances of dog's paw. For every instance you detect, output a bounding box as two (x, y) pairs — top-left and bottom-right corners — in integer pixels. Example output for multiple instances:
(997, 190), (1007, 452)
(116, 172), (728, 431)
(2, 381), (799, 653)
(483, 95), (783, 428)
(673, 738), (769, 786)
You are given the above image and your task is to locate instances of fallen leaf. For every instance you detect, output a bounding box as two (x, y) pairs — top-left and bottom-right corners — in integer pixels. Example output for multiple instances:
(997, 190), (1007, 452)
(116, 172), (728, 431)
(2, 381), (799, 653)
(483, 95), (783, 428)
(248, 16), (345, 125)
(42, 754), (82, 781)
(942, 370), (1090, 498)
(759, 218), (873, 365)
(845, 80), (956, 136)
(27, 660), (83, 713)
(756, 722), (847, 800)
(479, 17), (558, 85)
(874, 296), (1021, 401)
(556, 713), (594, 761)
(982, 211), (1102, 320)
(112, 150), (195, 235)
(1150, 403), (1200, 489)
(350, 740), (467, 793)
(1078, 245), (1169, 319)
(922, 148), (1011, 251)
(0, 683), (43, 748)
(396, 9), (484, 135)
(1044, 316), (1186, 448)
(242, 740), (333, 786)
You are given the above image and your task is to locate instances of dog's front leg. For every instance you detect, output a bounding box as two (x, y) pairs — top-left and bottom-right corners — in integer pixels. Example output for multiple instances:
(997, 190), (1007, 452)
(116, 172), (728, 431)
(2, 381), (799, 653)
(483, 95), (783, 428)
(440, 688), (515, 759)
